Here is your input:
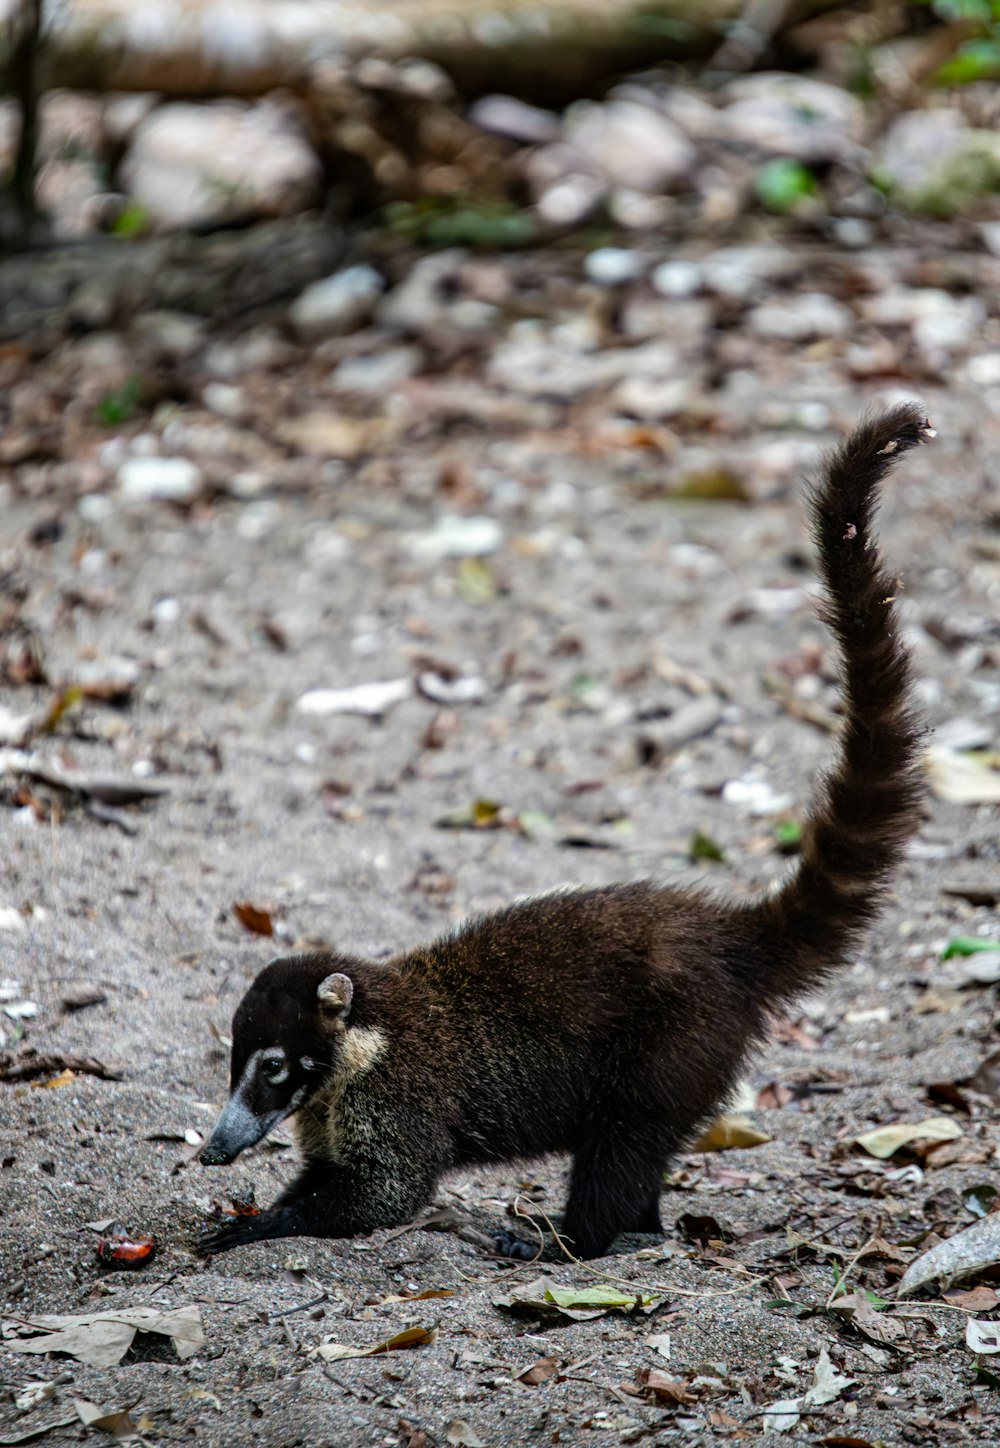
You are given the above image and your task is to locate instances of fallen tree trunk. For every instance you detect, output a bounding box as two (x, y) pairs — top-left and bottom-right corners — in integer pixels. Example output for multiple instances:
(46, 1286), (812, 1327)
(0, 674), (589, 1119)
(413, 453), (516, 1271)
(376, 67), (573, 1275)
(7, 0), (839, 103)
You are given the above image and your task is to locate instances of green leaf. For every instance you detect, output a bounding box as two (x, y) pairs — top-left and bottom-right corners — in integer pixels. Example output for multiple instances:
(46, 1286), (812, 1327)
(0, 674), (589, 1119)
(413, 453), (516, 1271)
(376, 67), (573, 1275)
(111, 202), (151, 238)
(689, 830), (725, 863)
(456, 558), (495, 604)
(941, 936), (1000, 960)
(383, 198), (537, 250)
(436, 798), (503, 829)
(975, 1364), (1000, 1389)
(545, 1284), (654, 1309)
(934, 39), (1000, 86)
(95, 375), (142, 427)
(516, 809), (555, 841)
(762, 1298), (813, 1317)
(863, 1289), (892, 1310)
(755, 158), (818, 214)
(775, 819), (803, 853)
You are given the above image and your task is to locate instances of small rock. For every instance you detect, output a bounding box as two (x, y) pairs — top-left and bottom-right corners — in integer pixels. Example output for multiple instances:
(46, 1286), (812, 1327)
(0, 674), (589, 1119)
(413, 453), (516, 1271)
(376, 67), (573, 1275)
(73, 656), (142, 696)
(861, 287), (966, 326)
(121, 100), (320, 230)
(534, 172), (607, 227)
(912, 298), (984, 363)
(584, 247), (645, 286)
(331, 345), (423, 395)
(296, 678), (411, 718)
(565, 99), (696, 193)
(608, 189), (673, 230)
(964, 353), (1000, 386)
(614, 375), (696, 420)
(700, 245), (799, 301)
(406, 515), (502, 563)
(468, 94), (560, 144)
(651, 260), (702, 298)
(289, 265), (384, 343)
(748, 292), (852, 343)
(202, 382), (244, 418)
(417, 672), (487, 705)
(61, 984), (108, 1011)
(378, 251), (487, 334)
(719, 74), (864, 163)
(204, 328), (296, 378)
(131, 311), (206, 360)
(980, 221), (1000, 258)
(722, 777), (793, 816)
(636, 696), (722, 762)
(490, 326), (678, 399)
(118, 456), (203, 504)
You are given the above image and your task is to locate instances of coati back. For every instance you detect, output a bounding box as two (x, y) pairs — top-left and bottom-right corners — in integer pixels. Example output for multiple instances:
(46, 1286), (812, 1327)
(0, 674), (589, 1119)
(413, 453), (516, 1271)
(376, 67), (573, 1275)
(200, 404), (929, 1261)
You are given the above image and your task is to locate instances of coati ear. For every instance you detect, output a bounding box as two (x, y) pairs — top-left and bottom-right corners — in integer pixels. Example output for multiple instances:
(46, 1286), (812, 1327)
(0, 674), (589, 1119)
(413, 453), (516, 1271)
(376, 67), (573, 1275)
(316, 972), (353, 1030)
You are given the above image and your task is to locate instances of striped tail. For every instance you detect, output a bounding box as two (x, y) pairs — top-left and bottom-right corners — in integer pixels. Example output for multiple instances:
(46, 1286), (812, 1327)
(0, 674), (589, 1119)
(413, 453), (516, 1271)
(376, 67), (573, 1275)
(745, 403), (930, 1001)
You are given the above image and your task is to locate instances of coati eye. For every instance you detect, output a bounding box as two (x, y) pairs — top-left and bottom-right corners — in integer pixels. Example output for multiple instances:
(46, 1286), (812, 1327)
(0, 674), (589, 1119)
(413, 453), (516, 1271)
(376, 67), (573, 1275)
(262, 1054), (286, 1077)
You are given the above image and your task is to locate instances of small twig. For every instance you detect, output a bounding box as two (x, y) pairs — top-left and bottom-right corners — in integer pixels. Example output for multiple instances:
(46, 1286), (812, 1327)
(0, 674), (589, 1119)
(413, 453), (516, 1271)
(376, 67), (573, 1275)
(511, 1199), (764, 1300)
(270, 1290), (328, 1321)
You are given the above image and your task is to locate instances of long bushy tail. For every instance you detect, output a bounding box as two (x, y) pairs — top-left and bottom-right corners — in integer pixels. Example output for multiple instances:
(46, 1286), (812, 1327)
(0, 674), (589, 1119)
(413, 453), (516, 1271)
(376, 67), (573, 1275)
(745, 403), (931, 1000)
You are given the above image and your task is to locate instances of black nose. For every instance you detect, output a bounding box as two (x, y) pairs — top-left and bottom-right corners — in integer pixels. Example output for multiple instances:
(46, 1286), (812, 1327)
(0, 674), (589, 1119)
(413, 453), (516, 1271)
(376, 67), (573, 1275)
(200, 1145), (231, 1166)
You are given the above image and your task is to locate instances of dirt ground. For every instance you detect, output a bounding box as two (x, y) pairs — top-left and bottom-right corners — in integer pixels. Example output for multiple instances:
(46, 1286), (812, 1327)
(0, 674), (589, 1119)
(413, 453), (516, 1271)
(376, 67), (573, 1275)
(1, 232), (1000, 1446)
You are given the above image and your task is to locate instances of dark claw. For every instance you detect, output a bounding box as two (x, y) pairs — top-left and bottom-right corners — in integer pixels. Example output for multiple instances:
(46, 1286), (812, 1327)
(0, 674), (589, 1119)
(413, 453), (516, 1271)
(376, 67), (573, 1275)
(492, 1228), (537, 1261)
(198, 1219), (260, 1256)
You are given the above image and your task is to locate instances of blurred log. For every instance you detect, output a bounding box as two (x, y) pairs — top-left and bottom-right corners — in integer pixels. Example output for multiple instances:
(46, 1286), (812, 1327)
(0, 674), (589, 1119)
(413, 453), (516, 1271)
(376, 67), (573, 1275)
(2, 0), (844, 104)
(0, 216), (346, 341)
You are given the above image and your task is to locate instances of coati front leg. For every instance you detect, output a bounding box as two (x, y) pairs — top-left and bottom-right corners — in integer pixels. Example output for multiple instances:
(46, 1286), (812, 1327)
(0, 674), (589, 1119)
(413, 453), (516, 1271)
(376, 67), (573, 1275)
(200, 1150), (439, 1256)
(199, 1161), (346, 1255)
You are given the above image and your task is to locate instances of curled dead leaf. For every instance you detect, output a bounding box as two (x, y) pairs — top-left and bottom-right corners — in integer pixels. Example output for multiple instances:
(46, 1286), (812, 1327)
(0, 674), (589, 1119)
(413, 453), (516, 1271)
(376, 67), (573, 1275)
(312, 1325), (438, 1363)
(233, 901), (274, 937)
(693, 1114), (771, 1152)
(853, 1117), (962, 1160)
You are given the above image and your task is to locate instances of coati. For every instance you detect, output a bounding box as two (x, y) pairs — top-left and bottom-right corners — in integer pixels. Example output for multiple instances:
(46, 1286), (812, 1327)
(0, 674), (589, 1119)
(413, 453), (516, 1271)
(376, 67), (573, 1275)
(199, 404), (929, 1260)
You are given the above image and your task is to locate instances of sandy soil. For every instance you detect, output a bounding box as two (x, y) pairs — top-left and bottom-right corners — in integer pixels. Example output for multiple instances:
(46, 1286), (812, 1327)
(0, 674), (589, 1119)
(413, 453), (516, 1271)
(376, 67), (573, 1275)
(1, 235), (1000, 1446)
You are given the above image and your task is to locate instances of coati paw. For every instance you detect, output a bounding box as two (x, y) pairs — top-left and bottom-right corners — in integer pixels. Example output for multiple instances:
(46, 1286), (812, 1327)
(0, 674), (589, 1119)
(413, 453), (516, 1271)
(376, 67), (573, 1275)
(197, 1218), (261, 1256)
(491, 1228), (538, 1261)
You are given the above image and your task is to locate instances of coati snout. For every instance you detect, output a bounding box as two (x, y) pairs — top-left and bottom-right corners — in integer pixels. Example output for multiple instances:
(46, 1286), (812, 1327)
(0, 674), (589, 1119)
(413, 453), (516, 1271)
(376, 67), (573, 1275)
(199, 405), (931, 1262)
(200, 959), (356, 1166)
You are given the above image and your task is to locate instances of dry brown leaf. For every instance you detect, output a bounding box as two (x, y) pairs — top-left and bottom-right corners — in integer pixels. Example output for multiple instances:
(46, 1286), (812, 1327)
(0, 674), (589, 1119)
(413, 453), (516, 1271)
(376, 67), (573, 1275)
(898, 1215), (1000, 1298)
(312, 1325), (438, 1363)
(74, 1398), (142, 1435)
(276, 413), (390, 460)
(853, 1117), (962, 1159)
(693, 1114), (771, 1152)
(515, 1355), (559, 1386)
(0, 1050), (122, 1083)
(379, 1289), (456, 1304)
(233, 901), (274, 937)
(641, 1369), (695, 1403)
(33, 1068), (76, 1089)
(829, 1294), (907, 1348)
(445, 1421), (487, 1448)
(943, 1285), (1000, 1311)
(2, 1305), (204, 1368)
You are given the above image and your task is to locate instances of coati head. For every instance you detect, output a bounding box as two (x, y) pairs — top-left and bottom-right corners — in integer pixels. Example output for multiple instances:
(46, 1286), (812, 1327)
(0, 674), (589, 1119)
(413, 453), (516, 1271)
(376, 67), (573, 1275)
(200, 953), (357, 1166)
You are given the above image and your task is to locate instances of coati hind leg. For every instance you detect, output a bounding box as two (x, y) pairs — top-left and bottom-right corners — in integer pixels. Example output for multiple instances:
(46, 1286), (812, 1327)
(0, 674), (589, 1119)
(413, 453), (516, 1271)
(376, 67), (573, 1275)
(627, 1188), (664, 1236)
(560, 1117), (672, 1260)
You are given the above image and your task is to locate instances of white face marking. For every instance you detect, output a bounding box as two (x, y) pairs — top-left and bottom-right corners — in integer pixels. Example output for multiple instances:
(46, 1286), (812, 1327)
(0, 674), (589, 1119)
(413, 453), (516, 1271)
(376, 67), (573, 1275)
(246, 1046), (288, 1088)
(339, 1026), (387, 1079)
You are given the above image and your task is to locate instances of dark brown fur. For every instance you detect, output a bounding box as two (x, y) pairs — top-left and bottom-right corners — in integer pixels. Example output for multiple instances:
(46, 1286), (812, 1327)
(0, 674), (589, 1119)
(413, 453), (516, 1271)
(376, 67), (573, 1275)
(200, 405), (929, 1260)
